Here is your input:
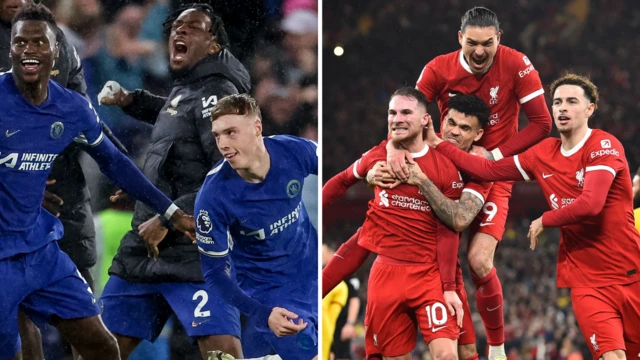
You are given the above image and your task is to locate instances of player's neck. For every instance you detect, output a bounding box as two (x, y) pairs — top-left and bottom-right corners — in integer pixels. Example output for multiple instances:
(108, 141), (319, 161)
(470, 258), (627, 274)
(237, 142), (270, 183)
(400, 136), (426, 153)
(560, 125), (589, 152)
(13, 74), (49, 106)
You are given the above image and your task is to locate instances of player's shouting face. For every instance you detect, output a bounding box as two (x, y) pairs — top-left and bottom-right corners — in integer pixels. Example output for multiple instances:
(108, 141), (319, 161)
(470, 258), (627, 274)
(441, 109), (484, 152)
(168, 9), (220, 72)
(458, 26), (500, 74)
(551, 85), (596, 135)
(388, 95), (429, 143)
(10, 19), (56, 85)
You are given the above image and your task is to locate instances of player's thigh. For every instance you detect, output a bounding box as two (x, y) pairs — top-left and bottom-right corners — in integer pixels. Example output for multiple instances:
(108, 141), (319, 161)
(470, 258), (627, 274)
(51, 315), (117, 354)
(621, 281), (640, 357)
(159, 282), (241, 340)
(469, 181), (512, 243)
(457, 285), (476, 346)
(0, 254), (30, 359)
(571, 287), (625, 359)
(241, 315), (274, 359)
(365, 261), (416, 357)
(100, 275), (172, 342)
(20, 244), (100, 330)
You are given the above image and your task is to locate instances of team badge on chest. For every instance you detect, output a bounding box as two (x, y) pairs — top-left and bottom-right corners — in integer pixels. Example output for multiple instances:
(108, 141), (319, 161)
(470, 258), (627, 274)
(50, 122), (64, 139)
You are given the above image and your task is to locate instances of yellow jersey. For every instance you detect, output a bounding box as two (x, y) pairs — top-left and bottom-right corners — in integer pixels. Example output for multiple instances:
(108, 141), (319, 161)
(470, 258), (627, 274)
(634, 208), (640, 233)
(322, 281), (348, 360)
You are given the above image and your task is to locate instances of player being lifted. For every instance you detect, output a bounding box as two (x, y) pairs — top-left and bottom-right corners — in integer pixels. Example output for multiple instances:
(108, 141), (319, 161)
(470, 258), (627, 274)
(323, 92), (494, 360)
(324, 7), (552, 359)
(427, 73), (640, 360)
(0, 3), (193, 359)
(194, 94), (318, 360)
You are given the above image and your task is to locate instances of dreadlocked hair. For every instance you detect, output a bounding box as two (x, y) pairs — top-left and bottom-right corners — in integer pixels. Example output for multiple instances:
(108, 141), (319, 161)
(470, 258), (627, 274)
(162, 3), (229, 47)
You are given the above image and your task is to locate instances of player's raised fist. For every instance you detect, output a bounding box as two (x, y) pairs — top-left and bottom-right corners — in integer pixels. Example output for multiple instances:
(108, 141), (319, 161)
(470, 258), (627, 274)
(98, 81), (134, 107)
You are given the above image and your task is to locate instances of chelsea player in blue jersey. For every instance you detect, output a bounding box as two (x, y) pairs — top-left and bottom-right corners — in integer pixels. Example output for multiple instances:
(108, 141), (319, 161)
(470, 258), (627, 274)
(0, 4), (195, 359)
(193, 94), (318, 360)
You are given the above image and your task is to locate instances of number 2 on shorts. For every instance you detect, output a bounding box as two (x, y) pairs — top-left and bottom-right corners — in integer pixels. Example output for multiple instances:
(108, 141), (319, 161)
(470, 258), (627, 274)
(193, 290), (211, 317)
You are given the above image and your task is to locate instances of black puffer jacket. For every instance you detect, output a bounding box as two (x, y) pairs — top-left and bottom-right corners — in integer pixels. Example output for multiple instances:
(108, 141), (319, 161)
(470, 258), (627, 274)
(109, 49), (251, 283)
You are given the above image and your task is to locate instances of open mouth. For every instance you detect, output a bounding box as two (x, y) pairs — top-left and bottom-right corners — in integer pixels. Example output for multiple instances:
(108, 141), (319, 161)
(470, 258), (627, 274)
(172, 40), (188, 61)
(224, 152), (237, 160)
(470, 56), (486, 70)
(557, 115), (571, 124)
(444, 137), (459, 145)
(21, 59), (41, 74)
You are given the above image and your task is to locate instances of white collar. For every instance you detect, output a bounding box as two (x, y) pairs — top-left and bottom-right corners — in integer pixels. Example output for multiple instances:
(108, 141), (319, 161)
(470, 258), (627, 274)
(561, 128), (592, 157)
(411, 143), (429, 158)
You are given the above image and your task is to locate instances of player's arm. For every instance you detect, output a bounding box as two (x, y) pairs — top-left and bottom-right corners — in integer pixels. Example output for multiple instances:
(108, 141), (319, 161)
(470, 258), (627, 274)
(97, 81), (166, 124)
(77, 100), (192, 234)
(322, 230), (371, 298)
(323, 162), (363, 208)
(406, 163), (485, 232)
(490, 55), (551, 159)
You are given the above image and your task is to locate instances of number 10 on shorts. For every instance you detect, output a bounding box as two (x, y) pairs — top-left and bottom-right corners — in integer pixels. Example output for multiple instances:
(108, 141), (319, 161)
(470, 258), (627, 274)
(425, 302), (448, 329)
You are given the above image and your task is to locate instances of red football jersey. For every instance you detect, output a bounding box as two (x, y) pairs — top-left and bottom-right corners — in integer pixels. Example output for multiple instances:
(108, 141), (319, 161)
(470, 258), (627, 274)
(514, 129), (640, 288)
(416, 45), (544, 151)
(353, 141), (478, 263)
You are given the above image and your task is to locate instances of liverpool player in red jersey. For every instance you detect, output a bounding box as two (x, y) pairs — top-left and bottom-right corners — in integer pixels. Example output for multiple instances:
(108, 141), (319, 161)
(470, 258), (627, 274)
(323, 92), (494, 360)
(427, 73), (640, 360)
(381, 8), (553, 358)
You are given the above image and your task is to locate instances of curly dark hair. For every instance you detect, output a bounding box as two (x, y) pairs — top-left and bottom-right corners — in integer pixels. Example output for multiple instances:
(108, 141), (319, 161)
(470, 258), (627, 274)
(12, 2), (56, 29)
(549, 73), (599, 115)
(447, 94), (491, 128)
(162, 3), (229, 47)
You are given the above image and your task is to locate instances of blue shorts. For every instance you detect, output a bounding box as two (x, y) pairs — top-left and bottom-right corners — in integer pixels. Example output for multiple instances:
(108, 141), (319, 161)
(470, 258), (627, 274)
(101, 275), (240, 342)
(242, 280), (318, 360)
(0, 242), (100, 359)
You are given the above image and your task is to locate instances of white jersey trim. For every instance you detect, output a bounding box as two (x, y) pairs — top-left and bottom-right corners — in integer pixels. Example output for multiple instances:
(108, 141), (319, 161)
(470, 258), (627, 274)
(462, 188), (485, 204)
(163, 203), (179, 220)
(561, 128), (592, 157)
(353, 159), (364, 179)
(198, 246), (229, 258)
(411, 144), (429, 158)
(207, 160), (227, 176)
(518, 88), (544, 104)
(586, 165), (616, 177)
(513, 155), (530, 181)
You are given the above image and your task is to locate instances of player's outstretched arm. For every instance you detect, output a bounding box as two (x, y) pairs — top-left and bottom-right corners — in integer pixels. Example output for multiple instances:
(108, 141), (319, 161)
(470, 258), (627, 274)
(98, 81), (166, 124)
(84, 136), (193, 235)
(405, 163), (483, 232)
(322, 164), (361, 208)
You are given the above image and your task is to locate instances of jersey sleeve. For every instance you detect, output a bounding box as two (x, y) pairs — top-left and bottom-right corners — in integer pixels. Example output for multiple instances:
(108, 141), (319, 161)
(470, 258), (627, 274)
(352, 143), (387, 179)
(511, 51), (544, 105)
(462, 179), (492, 204)
(280, 135), (318, 176)
(416, 59), (440, 102)
(195, 186), (232, 258)
(74, 97), (104, 147)
(511, 144), (541, 182)
(584, 135), (626, 177)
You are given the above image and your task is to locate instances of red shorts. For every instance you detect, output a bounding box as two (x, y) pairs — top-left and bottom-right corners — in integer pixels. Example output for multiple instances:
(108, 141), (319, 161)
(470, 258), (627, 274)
(469, 181), (512, 242)
(571, 281), (640, 359)
(365, 257), (460, 356)
(457, 283), (476, 346)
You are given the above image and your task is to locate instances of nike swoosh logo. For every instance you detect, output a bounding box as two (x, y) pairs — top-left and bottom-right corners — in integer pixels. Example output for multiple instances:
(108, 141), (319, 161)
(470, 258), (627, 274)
(432, 326), (448, 332)
(487, 305), (501, 312)
(448, 93), (457, 97)
(459, 331), (467, 335)
(542, 173), (553, 179)
(6, 130), (19, 137)
(479, 222), (494, 227)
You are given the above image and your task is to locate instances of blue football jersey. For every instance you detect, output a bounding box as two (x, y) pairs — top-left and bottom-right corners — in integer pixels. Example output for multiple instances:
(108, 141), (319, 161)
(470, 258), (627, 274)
(195, 135), (318, 297)
(0, 73), (103, 259)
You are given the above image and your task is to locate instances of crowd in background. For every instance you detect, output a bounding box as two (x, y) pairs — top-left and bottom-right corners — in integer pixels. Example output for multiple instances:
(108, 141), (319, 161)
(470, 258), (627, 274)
(323, 0), (639, 359)
(32, 0), (317, 358)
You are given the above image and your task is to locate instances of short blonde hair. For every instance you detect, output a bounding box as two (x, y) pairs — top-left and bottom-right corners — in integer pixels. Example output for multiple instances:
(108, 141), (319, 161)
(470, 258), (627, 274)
(211, 94), (262, 122)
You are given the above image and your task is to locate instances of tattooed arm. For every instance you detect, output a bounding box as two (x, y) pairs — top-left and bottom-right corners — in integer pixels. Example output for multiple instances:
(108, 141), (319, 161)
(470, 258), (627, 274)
(406, 163), (484, 232)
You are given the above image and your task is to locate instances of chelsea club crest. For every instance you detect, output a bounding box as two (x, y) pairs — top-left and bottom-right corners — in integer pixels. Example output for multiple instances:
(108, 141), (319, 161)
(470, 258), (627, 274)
(286, 179), (301, 198)
(50, 122), (64, 139)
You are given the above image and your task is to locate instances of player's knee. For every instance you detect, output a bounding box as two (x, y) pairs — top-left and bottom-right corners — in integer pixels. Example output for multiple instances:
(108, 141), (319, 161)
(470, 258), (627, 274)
(467, 250), (492, 278)
(432, 349), (457, 360)
(600, 349), (626, 360)
(457, 343), (477, 360)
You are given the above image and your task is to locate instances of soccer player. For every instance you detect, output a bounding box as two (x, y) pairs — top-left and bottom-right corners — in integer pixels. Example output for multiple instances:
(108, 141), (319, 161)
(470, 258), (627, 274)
(330, 275), (360, 360)
(194, 94), (318, 360)
(0, 3), (194, 360)
(383, 8), (553, 358)
(97, 4), (251, 359)
(322, 243), (348, 360)
(426, 73), (640, 360)
(323, 92), (493, 360)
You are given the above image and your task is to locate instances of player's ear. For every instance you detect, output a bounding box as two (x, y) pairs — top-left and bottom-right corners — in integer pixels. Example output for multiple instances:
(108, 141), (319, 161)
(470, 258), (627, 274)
(473, 128), (484, 142)
(496, 29), (502, 44)
(585, 103), (595, 118)
(208, 40), (221, 55)
(254, 118), (262, 136)
(458, 31), (463, 46)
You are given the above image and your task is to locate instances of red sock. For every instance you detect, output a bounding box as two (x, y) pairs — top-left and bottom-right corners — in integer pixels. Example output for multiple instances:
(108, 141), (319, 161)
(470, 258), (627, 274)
(322, 228), (371, 297)
(473, 267), (505, 345)
(464, 355), (479, 360)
